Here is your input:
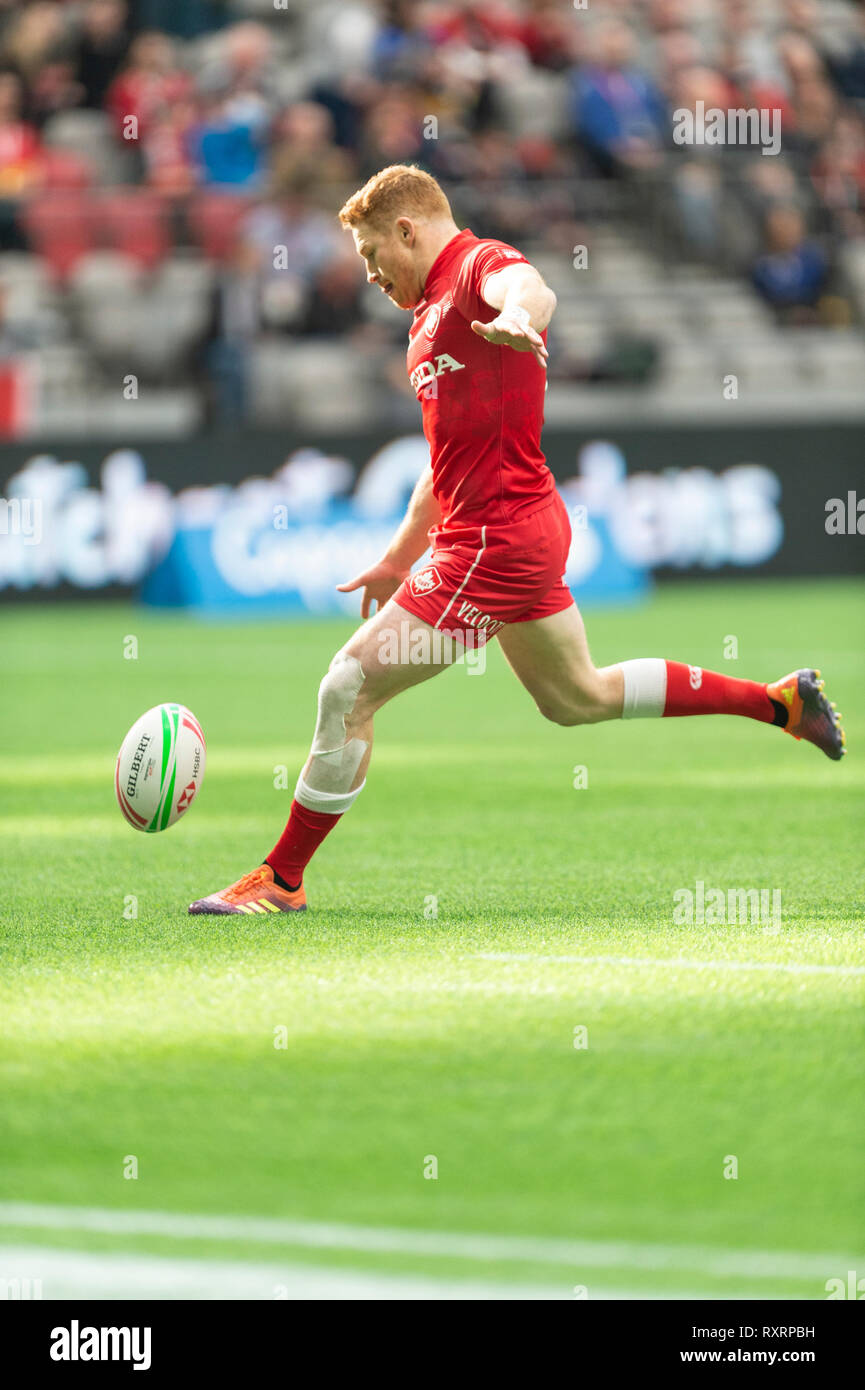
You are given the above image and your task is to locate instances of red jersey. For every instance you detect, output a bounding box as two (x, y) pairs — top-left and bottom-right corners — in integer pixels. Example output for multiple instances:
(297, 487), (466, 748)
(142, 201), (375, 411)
(406, 227), (555, 531)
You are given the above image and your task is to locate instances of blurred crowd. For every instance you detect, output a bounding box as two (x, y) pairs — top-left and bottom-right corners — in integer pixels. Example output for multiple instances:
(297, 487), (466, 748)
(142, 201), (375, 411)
(0, 0), (864, 418)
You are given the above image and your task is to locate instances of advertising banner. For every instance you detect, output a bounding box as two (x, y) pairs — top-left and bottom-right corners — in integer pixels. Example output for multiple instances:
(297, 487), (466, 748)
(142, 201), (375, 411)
(1, 423), (861, 610)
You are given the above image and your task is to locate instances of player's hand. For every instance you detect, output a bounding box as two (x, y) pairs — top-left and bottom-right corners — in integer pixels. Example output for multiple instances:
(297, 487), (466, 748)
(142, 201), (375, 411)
(336, 558), (410, 620)
(470, 312), (548, 368)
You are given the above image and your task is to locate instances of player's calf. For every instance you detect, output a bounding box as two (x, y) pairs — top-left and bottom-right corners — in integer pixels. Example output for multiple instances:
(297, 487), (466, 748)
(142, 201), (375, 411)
(620, 659), (846, 761)
(534, 667), (621, 726)
(262, 650), (371, 895)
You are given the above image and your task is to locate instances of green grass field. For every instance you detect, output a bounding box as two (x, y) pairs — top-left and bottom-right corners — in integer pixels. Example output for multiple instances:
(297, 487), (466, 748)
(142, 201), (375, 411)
(1, 578), (863, 1299)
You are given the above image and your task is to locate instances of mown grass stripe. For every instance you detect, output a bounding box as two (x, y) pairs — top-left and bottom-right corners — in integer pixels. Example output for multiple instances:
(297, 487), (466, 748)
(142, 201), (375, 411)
(474, 953), (865, 977)
(0, 1204), (859, 1282)
(1, 1244), (728, 1300)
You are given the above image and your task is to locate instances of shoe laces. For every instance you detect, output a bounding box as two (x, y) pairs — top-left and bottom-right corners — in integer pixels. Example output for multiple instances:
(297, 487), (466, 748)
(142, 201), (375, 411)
(224, 866), (270, 902)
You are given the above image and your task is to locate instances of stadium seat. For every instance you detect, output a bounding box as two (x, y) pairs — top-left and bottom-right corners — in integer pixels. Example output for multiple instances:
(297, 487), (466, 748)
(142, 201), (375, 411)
(701, 297), (775, 335)
(69, 251), (142, 302)
(0, 251), (56, 341)
(553, 318), (608, 360)
(97, 191), (171, 270)
(69, 251), (210, 378)
(157, 254), (216, 302)
(659, 341), (722, 392)
(19, 192), (96, 281)
(723, 339), (804, 392)
(495, 70), (571, 141)
(31, 342), (91, 403)
(186, 192), (252, 262)
(617, 295), (689, 339)
(41, 109), (129, 186)
(0, 251), (50, 291)
(800, 331), (865, 390)
(39, 149), (93, 191)
(590, 248), (660, 288)
(77, 293), (209, 381)
(839, 241), (865, 317)
(250, 341), (375, 429)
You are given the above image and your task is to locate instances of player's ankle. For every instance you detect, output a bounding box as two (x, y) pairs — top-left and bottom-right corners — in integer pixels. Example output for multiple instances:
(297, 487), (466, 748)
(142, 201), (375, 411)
(265, 860), (302, 892)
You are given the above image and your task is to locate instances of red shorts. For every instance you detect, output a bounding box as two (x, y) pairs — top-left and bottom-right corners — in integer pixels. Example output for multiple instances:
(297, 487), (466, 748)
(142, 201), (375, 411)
(394, 491), (574, 643)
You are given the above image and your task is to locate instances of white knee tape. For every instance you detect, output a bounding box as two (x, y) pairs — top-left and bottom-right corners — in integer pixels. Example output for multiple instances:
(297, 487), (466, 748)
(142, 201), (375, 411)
(620, 658), (667, 719)
(306, 653), (368, 794)
(295, 776), (366, 815)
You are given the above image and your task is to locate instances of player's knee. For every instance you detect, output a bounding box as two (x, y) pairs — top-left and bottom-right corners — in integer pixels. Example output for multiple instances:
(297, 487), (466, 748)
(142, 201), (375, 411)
(317, 653), (367, 733)
(535, 678), (605, 727)
(537, 699), (589, 727)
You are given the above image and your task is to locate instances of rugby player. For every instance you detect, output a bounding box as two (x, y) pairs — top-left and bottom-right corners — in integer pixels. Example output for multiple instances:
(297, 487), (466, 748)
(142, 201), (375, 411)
(190, 165), (845, 915)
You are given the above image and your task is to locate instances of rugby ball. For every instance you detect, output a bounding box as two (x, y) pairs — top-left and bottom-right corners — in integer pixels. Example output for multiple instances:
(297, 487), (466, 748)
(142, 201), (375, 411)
(115, 703), (206, 833)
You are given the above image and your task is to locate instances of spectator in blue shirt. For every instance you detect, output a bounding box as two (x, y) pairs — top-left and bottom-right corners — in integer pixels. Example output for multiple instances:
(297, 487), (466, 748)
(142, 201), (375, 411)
(751, 205), (828, 318)
(571, 18), (668, 176)
(188, 91), (268, 189)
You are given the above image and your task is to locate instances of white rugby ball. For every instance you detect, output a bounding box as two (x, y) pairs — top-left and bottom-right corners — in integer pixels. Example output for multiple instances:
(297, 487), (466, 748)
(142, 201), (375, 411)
(115, 703), (206, 833)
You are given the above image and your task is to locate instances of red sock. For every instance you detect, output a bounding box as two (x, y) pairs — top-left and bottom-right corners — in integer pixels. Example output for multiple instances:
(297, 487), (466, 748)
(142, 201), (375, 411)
(663, 662), (775, 722)
(267, 800), (342, 886)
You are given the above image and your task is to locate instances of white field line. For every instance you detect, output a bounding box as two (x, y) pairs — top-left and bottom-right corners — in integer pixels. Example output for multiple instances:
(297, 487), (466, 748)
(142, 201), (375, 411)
(474, 953), (865, 978)
(0, 1246), (567, 1301)
(0, 1204), (858, 1284)
(0, 1244), (780, 1301)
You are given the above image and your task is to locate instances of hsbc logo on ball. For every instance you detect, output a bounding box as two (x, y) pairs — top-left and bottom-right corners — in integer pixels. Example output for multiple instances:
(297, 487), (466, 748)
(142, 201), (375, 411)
(176, 779), (198, 814)
(410, 566), (442, 596)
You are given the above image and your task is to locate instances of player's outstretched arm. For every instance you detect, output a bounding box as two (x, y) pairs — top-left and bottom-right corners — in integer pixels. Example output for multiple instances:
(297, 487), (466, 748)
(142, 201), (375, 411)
(337, 464), (440, 618)
(470, 264), (555, 367)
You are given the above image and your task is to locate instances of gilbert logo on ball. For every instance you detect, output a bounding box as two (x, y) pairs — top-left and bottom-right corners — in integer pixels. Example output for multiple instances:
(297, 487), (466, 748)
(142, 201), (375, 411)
(115, 703), (206, 832)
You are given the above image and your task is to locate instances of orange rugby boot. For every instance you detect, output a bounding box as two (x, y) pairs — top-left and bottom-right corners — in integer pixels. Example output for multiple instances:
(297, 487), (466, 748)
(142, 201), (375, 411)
(189, 864), (307, 915)
(766, 668), (846, 762)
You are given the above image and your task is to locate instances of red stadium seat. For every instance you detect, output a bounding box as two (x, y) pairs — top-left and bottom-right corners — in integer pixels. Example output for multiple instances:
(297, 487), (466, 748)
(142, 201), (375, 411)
(186, 191), (250, 262)
(39, 149), (93, 191)
(98, 190), (171, 269)
(19, 191), (96, 280)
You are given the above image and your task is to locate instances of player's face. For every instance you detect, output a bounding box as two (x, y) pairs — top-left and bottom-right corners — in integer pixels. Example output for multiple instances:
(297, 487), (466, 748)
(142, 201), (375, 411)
(353, 221), (421, 310)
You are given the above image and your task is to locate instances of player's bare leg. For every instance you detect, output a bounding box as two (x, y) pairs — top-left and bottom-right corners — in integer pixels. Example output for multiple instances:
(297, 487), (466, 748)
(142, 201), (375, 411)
(499, 605), (846, 759)
(498, 604), (624, 724)
(188, 602), (455, 914)
(296, 598), (453, 791)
